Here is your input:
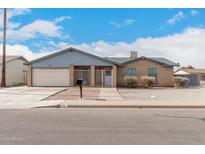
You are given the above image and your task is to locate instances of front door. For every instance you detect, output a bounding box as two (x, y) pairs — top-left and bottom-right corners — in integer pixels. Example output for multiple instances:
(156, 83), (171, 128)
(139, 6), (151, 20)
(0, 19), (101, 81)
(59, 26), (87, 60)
(104, 70), (112, 86)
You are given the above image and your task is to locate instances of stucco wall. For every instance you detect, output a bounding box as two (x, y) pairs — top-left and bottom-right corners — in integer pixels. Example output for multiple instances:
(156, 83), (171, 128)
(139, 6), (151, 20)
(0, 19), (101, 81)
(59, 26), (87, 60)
(0, 59), (27, 86)
(32, 50), (113, 68)
(117, 59), (174, 87)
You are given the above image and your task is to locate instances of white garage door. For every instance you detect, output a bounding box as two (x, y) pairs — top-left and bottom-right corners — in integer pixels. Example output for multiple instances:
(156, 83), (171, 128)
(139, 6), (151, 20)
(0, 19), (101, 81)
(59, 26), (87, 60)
(33, 68), (69, 87)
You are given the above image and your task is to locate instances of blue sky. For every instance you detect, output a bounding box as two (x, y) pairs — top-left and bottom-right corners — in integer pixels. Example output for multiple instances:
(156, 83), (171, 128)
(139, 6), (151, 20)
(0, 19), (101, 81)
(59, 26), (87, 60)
(0, 8), (205, 68)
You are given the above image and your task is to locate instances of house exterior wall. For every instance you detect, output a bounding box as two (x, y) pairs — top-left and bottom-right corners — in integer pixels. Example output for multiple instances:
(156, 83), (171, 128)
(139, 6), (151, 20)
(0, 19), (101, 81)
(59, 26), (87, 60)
(199, 74), (205, 81)
(117, 59), (174, 87)
(112, 65), (117, 87)
(90, 65), (95, 86)
(27, 65), (32, 87)
(0, 59), (27, 86)
(32, 50), (113, 68)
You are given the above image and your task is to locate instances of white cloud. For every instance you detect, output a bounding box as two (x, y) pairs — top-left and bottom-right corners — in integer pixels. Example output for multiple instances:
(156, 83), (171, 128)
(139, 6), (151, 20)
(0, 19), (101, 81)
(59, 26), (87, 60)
(191, 10), (199, 16)
(7, 8), (31, 19)
(1, 27), (205, 68)
(167, 11), (185, 25)
(0, 9), (71, 41)
(124, 19), (136, 25)
(47, 27), (205, 68)
(0, 8), (31, 29)
(110, 19), (136, 29)
(106, 32), (114, 36)
(7, 20), (63, 40)
(54, 16), (72, 23)
(0, 44), (51, 60)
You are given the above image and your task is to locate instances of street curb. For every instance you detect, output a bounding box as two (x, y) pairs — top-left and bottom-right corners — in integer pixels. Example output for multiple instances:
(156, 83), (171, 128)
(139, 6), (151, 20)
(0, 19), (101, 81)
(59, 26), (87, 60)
(35, 104), (205, 109)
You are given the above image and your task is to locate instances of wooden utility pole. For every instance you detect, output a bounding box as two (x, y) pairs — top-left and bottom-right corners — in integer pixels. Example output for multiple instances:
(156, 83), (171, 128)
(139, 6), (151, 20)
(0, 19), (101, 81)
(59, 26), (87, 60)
(1, 8), (7, 87)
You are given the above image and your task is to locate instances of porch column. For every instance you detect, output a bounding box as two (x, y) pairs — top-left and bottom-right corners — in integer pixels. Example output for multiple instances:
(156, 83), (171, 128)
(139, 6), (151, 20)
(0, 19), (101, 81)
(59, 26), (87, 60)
(27, 64), (32, 87)
(69, 65), (74, 86)
(90, 65), (95, 86)
(112, 65), (117, 88)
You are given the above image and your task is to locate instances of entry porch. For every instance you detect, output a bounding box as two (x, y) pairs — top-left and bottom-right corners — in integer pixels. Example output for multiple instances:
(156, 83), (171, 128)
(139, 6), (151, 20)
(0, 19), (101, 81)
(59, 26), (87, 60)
(69, 65), (117, 88)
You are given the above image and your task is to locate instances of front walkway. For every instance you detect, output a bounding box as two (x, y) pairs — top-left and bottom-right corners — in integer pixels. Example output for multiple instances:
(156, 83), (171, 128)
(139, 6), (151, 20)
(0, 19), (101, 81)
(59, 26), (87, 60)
(45, 87), (123, 101)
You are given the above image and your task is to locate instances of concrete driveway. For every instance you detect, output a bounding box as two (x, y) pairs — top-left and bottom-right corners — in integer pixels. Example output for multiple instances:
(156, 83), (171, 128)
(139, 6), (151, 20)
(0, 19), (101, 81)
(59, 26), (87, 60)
(0, 86), (65, 109)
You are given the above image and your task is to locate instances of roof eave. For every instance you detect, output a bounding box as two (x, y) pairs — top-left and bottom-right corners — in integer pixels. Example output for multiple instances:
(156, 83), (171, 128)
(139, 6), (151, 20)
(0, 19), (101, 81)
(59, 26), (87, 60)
(120, 56), (180, 67)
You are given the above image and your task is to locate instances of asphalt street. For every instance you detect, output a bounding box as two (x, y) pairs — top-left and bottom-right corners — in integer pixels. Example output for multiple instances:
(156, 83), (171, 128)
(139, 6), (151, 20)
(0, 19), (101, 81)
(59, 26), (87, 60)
(0, 108), (205, 144)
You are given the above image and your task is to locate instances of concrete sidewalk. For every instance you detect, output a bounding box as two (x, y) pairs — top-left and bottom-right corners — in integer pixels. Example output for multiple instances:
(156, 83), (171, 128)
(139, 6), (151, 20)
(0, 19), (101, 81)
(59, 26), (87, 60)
(52, 99), (205, 108)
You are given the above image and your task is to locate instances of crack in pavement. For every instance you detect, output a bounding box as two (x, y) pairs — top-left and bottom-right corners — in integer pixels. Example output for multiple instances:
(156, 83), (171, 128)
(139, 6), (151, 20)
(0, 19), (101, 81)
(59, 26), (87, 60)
(155, 113), (205, 122)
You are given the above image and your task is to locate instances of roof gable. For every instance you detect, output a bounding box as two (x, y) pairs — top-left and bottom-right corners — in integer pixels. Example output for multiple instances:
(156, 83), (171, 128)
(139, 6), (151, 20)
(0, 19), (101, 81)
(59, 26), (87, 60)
(0, 56), (28, 64)
(30, 47), (118, 68)
(30, 47), (117, 65)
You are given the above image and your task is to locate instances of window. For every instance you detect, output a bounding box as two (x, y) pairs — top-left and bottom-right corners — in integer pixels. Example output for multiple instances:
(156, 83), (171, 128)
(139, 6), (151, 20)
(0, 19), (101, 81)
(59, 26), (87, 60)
(128, 68), (137, 76)
(148, 68), (158, 82)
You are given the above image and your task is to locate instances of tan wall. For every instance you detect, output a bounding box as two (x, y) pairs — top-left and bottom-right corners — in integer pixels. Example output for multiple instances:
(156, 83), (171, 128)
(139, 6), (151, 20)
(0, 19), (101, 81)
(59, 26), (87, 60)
(90, 65), (95, 86)
(27, 65), (32, 86)
(199, 74), (205, 81)
(112, 65), (117, 87)
(69, 65), (74, 86)
(117, 59), (174, 87)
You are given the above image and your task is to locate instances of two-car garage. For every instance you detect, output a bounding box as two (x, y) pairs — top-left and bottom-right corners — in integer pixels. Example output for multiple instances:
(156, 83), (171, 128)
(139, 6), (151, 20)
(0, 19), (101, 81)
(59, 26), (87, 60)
(32, 68), (70, 87)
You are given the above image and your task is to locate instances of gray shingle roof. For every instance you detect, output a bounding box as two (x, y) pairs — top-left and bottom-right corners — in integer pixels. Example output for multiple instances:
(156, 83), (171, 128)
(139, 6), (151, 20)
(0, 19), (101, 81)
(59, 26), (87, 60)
(150, 57), (180, 66)
(28, 46), (179, 67)
(106, 56), (179, 67)
(105, 57), (134, 64)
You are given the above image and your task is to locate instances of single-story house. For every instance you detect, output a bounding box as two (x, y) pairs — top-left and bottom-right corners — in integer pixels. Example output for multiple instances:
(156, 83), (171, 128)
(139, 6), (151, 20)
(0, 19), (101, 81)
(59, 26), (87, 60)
(175, 69), (205, 81)
(26, 47), (179, 87)
(0, 56), (28, 86)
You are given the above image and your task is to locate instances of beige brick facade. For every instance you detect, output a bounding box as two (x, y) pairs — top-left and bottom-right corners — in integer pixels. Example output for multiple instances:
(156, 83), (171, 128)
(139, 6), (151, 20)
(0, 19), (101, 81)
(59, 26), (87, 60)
(69, 65), (74, 86)
(90, 65), (95, 86)
(27, 65), (32, 87)
(112, 65), (117, 87)
(117, 59), (174, 87)
(27, 61), (174, 87)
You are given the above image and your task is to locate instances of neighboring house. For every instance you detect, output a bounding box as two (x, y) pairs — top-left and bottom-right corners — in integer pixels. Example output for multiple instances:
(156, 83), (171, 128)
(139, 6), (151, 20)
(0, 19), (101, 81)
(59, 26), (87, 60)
(26, 47), (179, 87)
(0, 56), (28, 86)
(174, 69), (200, 86)
(175, 69), (205, 81)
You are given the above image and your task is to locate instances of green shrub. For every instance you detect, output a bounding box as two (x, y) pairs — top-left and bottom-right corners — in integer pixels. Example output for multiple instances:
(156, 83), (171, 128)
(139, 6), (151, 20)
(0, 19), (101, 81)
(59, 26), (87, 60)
(140, 76), (155, 88)
(173, 77), (190, 87)
(124, 76), (138, 88)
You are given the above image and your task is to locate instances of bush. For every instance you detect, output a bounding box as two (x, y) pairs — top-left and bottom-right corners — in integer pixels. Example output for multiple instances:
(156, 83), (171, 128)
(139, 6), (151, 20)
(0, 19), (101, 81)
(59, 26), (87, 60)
(124, 76), (138, 88)
(173, 77), (190, 87)
(140, 76), (155, 88)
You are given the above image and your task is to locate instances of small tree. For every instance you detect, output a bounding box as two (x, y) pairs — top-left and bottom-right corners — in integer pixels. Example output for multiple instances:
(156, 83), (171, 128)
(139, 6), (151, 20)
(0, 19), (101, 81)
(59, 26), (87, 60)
(141, 76), (155, 88)
(124, 76), (138, 88)
(173, 77), (190, 88)
(181, 65), (194, 69)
